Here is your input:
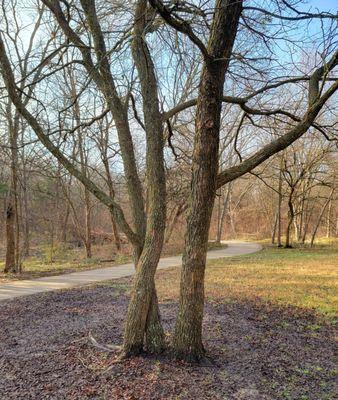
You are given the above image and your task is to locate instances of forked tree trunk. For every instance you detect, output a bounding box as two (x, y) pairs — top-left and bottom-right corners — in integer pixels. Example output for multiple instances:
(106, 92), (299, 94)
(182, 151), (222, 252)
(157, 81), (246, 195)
(173, 0), (243, 361)
(124, 243), (165, 355)
(123, 0), (166, 355)
(42, 0), (164, 352)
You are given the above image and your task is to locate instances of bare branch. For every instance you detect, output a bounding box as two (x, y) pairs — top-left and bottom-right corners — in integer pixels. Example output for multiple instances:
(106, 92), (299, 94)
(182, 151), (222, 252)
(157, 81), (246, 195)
(148, 0), (210, 59)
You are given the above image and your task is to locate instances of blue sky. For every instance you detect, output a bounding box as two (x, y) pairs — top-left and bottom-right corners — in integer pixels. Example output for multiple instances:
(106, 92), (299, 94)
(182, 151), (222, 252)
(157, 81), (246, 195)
(308, 0), (337, 10)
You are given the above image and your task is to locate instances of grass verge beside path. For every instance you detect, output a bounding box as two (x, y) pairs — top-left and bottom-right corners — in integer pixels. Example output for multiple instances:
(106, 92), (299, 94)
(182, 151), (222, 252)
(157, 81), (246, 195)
(156, 244), (338, 319)
(1, 242), (336, 399)
(0, 241), (228, 283)
(0, 244), (131, 283)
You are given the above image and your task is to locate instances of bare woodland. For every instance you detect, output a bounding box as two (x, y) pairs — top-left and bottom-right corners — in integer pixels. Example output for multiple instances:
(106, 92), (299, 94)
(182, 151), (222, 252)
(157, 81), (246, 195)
(0, 0), (337, 363)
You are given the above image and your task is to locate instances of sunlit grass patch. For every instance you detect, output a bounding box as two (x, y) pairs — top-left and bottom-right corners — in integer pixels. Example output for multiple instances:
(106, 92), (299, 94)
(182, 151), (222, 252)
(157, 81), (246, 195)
(156, 244), (338, 318)
(0, 243), (131, 282)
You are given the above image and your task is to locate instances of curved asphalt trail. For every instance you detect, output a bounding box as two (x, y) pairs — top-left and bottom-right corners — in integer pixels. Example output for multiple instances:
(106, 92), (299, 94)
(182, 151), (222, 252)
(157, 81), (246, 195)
(0, 241), (262, 301)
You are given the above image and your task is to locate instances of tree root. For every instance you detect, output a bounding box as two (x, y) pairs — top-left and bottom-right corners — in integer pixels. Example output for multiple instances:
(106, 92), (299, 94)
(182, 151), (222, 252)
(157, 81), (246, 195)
(88, 331), (121, 353)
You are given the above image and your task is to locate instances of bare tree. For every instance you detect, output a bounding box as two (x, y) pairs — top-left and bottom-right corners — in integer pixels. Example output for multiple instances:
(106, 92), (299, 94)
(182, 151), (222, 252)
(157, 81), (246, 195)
(150, 0), (338, 360)
(0, 0), (337, 362)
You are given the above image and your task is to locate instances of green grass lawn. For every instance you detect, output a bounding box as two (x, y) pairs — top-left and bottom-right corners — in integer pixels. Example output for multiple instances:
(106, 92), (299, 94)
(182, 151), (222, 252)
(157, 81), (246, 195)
(156, 243), (338, 318)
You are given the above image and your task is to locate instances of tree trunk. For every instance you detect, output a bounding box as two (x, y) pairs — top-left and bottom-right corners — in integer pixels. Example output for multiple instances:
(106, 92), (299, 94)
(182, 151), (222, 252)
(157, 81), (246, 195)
(14, 185), (21, 272)
(68, 66), (92, 259)
(102, 150), (121, 251)
(173, 0), (243, 361)
(301, 206), (309, 244)
(111, 214), (121, 251)
(0, 7), (162, 352)
(123, 0), (166, 355)
(165, 203), (186, 244)
(285, 215), (293, 248)
(276, 163), (283, 247)
(326, 198), (332, 238)
(215, 183), (231, 243)
(271, 211), (278, 244)
(84, 188), (92, 258)
(301, 197), (314, 244)
(310, 188), (334, 247)
(285, 188), (295, 248)
(61, 203), (70, 243)
(22, 169), (30, 257)
(49, 220), (55, 264)
(4, 203), (16, 273)
(293, 217), (299, 243)
(296, 188), (306, 242)
(228, 192), (237, 237)
(215, 189), (222, 243)
(5, 104), (20, 273)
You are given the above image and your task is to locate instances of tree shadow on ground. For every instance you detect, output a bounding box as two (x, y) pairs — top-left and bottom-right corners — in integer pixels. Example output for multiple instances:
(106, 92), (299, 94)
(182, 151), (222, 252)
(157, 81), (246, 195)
(0, 278), (335, 400)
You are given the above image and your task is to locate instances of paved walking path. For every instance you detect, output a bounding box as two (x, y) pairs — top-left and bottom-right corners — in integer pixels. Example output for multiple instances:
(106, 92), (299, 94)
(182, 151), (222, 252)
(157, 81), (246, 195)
(0, 241), (261, 301)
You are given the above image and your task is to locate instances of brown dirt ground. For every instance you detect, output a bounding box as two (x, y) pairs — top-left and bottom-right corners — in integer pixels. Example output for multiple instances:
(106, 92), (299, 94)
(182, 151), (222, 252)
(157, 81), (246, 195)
(0, 272), (336, 400)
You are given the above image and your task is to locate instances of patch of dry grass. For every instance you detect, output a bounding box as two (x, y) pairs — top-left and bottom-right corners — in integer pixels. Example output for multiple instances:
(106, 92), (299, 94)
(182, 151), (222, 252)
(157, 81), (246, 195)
(0, 243), (131, 283)
(156, 244), (338, 318)
(0, 240), (227, 283)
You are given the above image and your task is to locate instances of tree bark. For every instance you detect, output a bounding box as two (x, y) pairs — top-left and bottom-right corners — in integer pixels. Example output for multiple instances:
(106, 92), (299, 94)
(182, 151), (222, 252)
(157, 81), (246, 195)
(272, 169), (283, 246)
(68, 65), (93, 259)
(285, 188), (295, 248)
(4, 203), (16, 273)
(326, 197), (332, 238)
(277, 210), (282, 247)
(84, 188), (92, 258)
(297, 192), (305, 242)
(215, 189), (222, 243)
(172, 0), (243, 361)
(102, 148), (121, 251)
(301, 201), (314, 244)
(271, 211), (278, 244)
(61, 203), (70, 243)
(165, 203), (186, 244)
(5, 103), (20, 273)
(122, 0), (166, 355)
(216, 183), (232, 243)
(0, 5), (164, 354)
(310, 188), (334, 247)
(22, 163), (30, 256)
(111, 214), (121, 251)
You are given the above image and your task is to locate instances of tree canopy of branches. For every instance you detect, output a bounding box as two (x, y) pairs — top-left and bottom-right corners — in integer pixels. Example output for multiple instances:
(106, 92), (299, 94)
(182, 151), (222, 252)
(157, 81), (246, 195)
(0, 0), (337, 361)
